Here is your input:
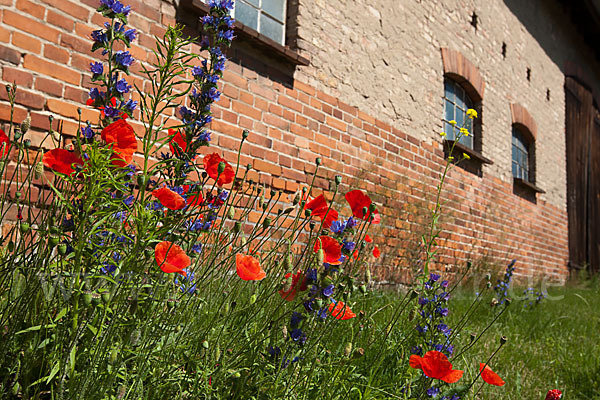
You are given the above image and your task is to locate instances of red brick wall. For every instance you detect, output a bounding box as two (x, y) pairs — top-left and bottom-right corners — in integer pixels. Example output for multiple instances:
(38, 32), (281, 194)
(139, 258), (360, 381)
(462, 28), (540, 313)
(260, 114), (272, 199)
(0, 0), (569, 283)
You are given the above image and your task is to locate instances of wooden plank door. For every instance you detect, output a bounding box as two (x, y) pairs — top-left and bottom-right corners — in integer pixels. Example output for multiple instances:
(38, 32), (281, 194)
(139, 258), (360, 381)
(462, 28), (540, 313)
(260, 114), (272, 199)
(565, 76), (599, 273)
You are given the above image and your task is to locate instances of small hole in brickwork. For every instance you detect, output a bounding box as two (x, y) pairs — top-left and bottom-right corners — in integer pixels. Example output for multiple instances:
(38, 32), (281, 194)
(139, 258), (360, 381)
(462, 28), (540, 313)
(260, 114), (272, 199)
(526, 67), (531, 82)
(470, 12), (478, 29)
(501, 42), (507, 58)
(546, 89), (551, 101)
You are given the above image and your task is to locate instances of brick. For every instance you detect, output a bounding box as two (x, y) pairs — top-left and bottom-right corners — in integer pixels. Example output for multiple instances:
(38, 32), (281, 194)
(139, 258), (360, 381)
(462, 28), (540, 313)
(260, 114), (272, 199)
(277, 95), (302, 112)
(16, 0), (45, 19)
(35, 77), (63, 97)
(2, 66), (33, 88)
(12, 31), (42, 53)
(60, 33), (90, 55)
(40, 0), (89, 21)
(0, 102), (27, 123)
(64, 86), (87, 104)
(0, 44), (20, 65)
(0, 87), (44, 109)
(3, 10), (60, 43)
(44, 43), (70, 64)
(232, 100), (262, 121)
(0, 25), (9, 43)
(46, 9), (75, 31)
(23, 54), (81, 85)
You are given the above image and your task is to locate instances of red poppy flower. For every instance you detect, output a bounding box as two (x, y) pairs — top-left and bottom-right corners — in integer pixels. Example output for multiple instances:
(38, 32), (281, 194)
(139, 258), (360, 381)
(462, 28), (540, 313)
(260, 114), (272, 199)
(352, 250), (359, 260)
(236, 253), (266, 281)
(304, 194), (338, 228)
(203, 153), (235, 186)
(168, 128), (187, 156)
(373, 246), (381, 258)
(345, 190), (380, 224)
(409, 351), (463, 383)
(279, 269), (308, 301)
(87, 96), (127, 119)
(0, 128), (11, 157)
(43, 149), (84, 176)
(365, 234), (373, 243)
(480, 363), (505, 386)
(152, 187), (186, 210)
(155, 241), (189, 276)
(328, 301), (356, 320)
(183, 185), (204, 207)
(101, 119), (137, 167)
(313, 236), (342, 264)
(545, 390), (562, 400)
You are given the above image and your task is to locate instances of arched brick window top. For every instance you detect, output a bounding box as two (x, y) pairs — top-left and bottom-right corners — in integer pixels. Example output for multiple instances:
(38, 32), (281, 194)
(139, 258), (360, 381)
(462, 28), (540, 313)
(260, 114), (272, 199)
(440, 48), (485, 102)
(510, 103), (537, 141)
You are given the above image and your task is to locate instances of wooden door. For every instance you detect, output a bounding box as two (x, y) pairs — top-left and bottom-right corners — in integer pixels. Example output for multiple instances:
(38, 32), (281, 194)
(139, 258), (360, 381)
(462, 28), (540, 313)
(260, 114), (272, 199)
(565, 76), (599, 274)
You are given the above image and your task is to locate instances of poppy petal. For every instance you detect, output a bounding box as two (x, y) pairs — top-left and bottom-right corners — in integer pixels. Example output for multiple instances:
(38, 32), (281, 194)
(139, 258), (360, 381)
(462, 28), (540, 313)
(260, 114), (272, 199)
(43, 149), (84, 176)
(373, 246), (381, 258)
(328, 301), (356, 320)
(203, 153), (235, 186)
(314, 236), (342, 264)
(441, 369), (464, 384)
(409, 355), (424, 369)
(365, 234), (373, 243)
(411, 351), (463, 383)
(152, 187), (186, 210)
(155, 241), (190, 276)
(305, 194), (328, 213)
(480, 363), (505, 386)
(0, 129), (11, 157)
(168, 128), (187, 156)
(236, 254), (266, 281)
(101, 119), (137, 167)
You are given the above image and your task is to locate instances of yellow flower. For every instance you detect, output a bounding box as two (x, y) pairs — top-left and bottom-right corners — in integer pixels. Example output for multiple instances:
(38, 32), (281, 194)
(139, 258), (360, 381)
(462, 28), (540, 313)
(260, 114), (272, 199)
(463, 152), (471, 160)
(459, 128), (470, 136)
(448, 156), (455, 161)
(449, 120), (457, 126)
(466, 109), (478, 119)
(440, 132), (447, 137)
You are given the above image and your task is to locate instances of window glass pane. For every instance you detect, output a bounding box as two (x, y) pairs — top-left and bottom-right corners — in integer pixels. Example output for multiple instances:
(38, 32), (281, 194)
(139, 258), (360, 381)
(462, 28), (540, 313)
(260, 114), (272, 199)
(444, 80), (454, 102)
(445, 122), (454, 140)
(262, 0), (285, 21)
(235, 1), (258, 30)
(260, 13), (284, 43)
(459, 132), (472, 148)
(445, 100), (454, 122)
(243, 0), (260, 6)
(455, 106), (464, 128)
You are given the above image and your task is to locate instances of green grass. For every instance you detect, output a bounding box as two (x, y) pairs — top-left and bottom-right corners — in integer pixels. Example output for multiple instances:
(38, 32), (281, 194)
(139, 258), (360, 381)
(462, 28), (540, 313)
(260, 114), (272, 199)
(443, 279), (600, 400)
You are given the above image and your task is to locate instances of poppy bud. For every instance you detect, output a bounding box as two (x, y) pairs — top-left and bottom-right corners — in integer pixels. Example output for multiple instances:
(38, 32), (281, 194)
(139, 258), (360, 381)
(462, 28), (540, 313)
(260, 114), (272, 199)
(233, 221), (241, 233)
(242, 129), (249, 139)
(246, 163), (252, 171)
(91, 292), (101, 305)
(470, 333), (477, 343)
(485, 273), (492, 280)
(232, 371), (241, 379)
(258, 195), (264, 209)
(0, 161), (5, 171)
(49, 236), (59, 248)
(228, 207), (235, 219)
(34, 158), (44, 179)
(293, 192), (300, 205)
(408, 309), (416, 321)
(58, 244), (68, 255)
(317, 249), (324, 265)
(315, 298), (323, 309)
(283, 254), (292, 269)
(365, 268), (371, 284)
(500, 336), (507, 345)
(167, 299), (176, 309)
(101, 292), (110, 303)
(202, 171), (208, 179)
(109, 348), (118, 364)
(490, 298), (499, 307)
(282, 206), (294, 214)
(486, 281), (492, 288)
(410, 290), (418, 299)
(270, 189), (276, 197)
(335, 175), (342, 185)
(362, 206), (368, 216)
(315, 157), (321, 166)
(224, 302), (230, 314)
(11, 382), (20, 395)
(304, 209), (312, 217)
(202, 340), (209, 349)
(359, 284), (367, 294)
(343, 342), (353, 357)
(249, 294), (256, 304)
(19, 222), (30, 234)
(23, 139), (31, 149)
(353, 348), (365, 359)
(282, 325), (287, 339)
(309, 221), (315, 231)
(14, 131), (22, 141)
(262, 217), (271, 229)
(15, 191), (21, 198)
(20, 116), (31, 134)
(504, 298), (512, 306)
(262, 202), (268, 211)
(215, 345), (221, 361)
(217, 161), (226, 174)
(83, 291), (93, 306)
(136, 174), (147, 189)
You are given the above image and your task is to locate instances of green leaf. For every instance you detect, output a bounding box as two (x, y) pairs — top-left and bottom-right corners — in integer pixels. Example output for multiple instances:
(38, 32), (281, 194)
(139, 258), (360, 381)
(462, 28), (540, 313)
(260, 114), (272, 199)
(69, 346), (76, 373)
(54, 308), (68, 322)
(46, 363), (60, 384)
(15, 324), (56, 335)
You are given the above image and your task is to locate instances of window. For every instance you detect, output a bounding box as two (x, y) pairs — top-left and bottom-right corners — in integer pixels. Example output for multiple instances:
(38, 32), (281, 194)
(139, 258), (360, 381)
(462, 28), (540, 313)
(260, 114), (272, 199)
(443, 78), (474, 149)
(201, 0), (287, 45)
(512, 126), (530, 182)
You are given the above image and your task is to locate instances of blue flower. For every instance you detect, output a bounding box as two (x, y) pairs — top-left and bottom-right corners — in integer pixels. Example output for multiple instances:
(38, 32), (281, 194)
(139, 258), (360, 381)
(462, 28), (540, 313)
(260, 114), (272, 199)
(123, 99), (138, 113)
(114, 51), (135, 68)
(90, 62), (104, 75)
(427, 387), (439, 398)
(89, 87), (102, 101)
(290, 312), (303, 328)
(290, 328), (307, 345)
(175, 269), (196, 294)
(91, 29), (108, 44)
(103, 106), (120, 119)
(305, 268), (317, 283)
(115, 79), (131, 94)
(416, 325), (428, 333)
(429, 273), (441, 282)
(124, 28), (136, 41)
(322, 284), (335, 297)
(330, 220), (346, 234)
(267, 346), (281, 358)
(80, 123), (95, 139)
(411, 345), (423, 355)
(346, 217), (358, 228)
(192, 244), (202, 253)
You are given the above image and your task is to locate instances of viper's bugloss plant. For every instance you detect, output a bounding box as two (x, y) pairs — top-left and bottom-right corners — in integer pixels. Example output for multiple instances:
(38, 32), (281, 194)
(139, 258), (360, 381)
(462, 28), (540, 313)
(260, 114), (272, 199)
(0, 1), (516, 399)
